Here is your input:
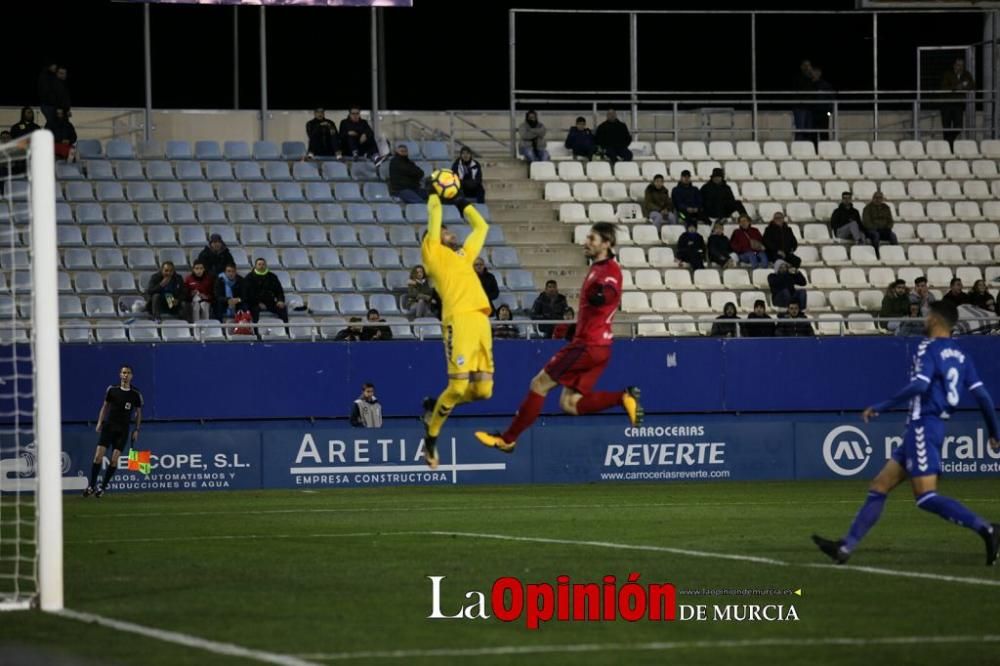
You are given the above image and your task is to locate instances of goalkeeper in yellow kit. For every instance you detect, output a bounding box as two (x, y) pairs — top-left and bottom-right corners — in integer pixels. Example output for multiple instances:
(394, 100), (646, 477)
(420, 191), (494, 469)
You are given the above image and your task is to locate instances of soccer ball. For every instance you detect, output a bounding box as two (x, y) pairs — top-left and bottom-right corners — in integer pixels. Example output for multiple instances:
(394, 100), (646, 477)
(430, 169), (461, 200)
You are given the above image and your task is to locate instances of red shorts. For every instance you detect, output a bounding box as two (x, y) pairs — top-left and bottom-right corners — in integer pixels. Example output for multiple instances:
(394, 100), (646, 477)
(543, 343), (611, 394)
(54, 143), (73, 160)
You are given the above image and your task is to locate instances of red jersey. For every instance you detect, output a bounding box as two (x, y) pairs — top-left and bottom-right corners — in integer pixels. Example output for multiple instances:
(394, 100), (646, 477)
(573, 255), (622, 346)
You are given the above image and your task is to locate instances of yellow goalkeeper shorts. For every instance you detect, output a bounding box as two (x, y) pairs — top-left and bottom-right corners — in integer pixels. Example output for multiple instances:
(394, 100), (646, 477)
(441, 311), (494, 375)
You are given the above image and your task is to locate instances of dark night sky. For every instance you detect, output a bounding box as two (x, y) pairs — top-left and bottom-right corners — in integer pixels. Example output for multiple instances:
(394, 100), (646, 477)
(0, 1), (986, 111)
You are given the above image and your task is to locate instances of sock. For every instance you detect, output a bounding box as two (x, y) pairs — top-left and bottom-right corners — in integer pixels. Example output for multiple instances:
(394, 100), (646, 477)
(916, 491), (990, 534)
(89, 462), (101, 488)
(502, 390), (545, 444)
(575, 391), (623, 415)
(843, 490), (887, 551)
(102, 464), (117, 489)
(427, 379), (469, 438)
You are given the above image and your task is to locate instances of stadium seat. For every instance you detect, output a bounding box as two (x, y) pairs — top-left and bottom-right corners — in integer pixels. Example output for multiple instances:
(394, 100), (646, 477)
(899, 140), (925, 159)
(247, 183), (275, 202)
(751, 161), (778, 180)
(275, 183), (304, 202)
(809, 268), (839, 288)
(224, 141), (251, 161)
(621, 292), (650, 313)
(633, 269), (663, 290)
(281, 248), (311, 269)
(916, 160), (944, 180)
(557, 161), (585, 181)
(115, 160), (145, 181)
(647, 247), (676, 268)
(693, 269), (722, 289)
(763, 141), (789, 159)
(334, 183), (364, 202)
(191, 141), (220, 160)
(84, 226), (115, 247)
(805, 161), (833, 180)
(281, 141), (307, 161)
(849, 246), (880, 266)
(680, 292), (712, 313)
(105, 139), (133, 160)
(85, 295), (118, 318)
(907, 245), (937, 266)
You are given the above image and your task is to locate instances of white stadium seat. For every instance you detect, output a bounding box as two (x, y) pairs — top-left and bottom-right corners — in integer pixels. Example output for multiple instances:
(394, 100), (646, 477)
(614, 162), (641, 180)
(861, 160), (888, 179)
(845, 141), (872, 159)
(926, 140), (952, 159)
(651, 291), (682, 313)
(680, 292), (712, 313)
(560, 203), (588, 223)
(849, 246), (880, 266)
(943, 160), (971, 179)
(810, 267), (839, 288)
(573, 182), (602, 202)
(828, 290), (858, 311)
(723, 269), (752, 288)
(709, 141), (736, 160)
(821, 245), (851, 266)
(682, 141), (708, 159)
(545, 182), (573, 201)
(589, 203), (617, 223)
(618, 247), (648, 268)
(858, 289), (883, 311)
(925, 202), (954, 222)
(648, 247), (676, 267)
(664, 269), (694, 290)
(751, 161), (779, 180)
(792, 141), (818, 159)
(530, 162), (557, 180)
(907, 245), (937, 266)
(693, 269), (723, 289)
(803, 224), (830, 243)
(872, 140), (898, 159)
(654, 142), (680, 160)
(557, 161), (585, 180)
(878, 246), (909, 266)
(953, 140), (980, 159)
(621, 292), (651, 313)
(817, 313), (844, 335)
(806, 161), (834, 180)
(763, 141), (790, 159)
(817, 141), (844, 159)
(632, 225), (660, 245)
(736, 141), (762, 159)
(634, 269), (664, 290)
(868, 267), (897, 288)
(586, 161), (615, 181)
(637, 315), (668, 337)
(944, 222), (972, 240)
(839, 268), (870, 288)
(916, 160), (944, 180)
(954, 203), (983, 222)
(797, 181), (825, 201)
(600, 182), (629, 201)
(641, 161), (669, 180)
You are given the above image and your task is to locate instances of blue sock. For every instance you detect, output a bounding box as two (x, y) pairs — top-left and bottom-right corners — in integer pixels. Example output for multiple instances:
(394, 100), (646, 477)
(843, 490), (887, 552)
(916, 492), (990, 534)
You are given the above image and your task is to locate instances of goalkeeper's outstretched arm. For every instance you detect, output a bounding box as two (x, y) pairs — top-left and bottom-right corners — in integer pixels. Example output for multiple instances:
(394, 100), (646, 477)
(425, 193), (443, 244)
(459, 199), (488, 261)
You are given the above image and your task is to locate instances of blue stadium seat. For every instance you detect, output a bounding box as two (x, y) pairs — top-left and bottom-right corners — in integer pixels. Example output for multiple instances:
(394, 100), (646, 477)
(138, 140), (163, 159)
(95, 248), (127, 269)
(404, 203), (428, 224)
(227, 203), (255, 224)
(207, 162), (235, 181)
(138, 203), (167, 225)
(253, 141), (281, 161)
(473, 203), (491, 220)
(85, 295), (117, 319)
(97, 183), (125, 202)
(442, 206), (461, 224)
(337, 294), (368, 316)
(504, 269), (535, 291)
(245, 246), (276, 267)
(341, 248), (370, 269)
(281, 248), (311, 269)
(115, 160), (145, 181)
(58, 226), (84, 247)
(56, 162), (84, 181)
(129, 320), (162, 341)
(287, 203), (317, 223)
(223, 141), (251, 161)
(415, 160), (433, 176)
(126, 182), (156, 202)
(315, 203), (345, 223)
(127, 248), (157, 270)
(270, 225), (299, 246)
(322, 162), (350, 181)
(176, 162), (204, 180)
(372, 248), (401, 269)
(298, 226), (328, 246)
(147, 226), (177, 247)
(358, 226), (389, 246)
(233, 161), (263, 181)
(258, 203), (286, 225)
(369, 293), (399, 315)
(350, 161), (378, 181)
(485, 226), (505, 246)
(106, 203), (136, 225)
(194, 141), (222, 160)
(264, 162), (292, 181)
(294, 271), (324, 293)
(354, 270), (384, 292)
(292, 163), (321, 182)
(105, 139), (134, 160)
(186, 182), (216, 202)
(282, 141), (307, 160)
(324, 270), (352, 291)
(161, 321), (194, 342)
(374, 203), (406, 224)
(334, 183), (364, 202)
(218, 183), (246, 202)
(346, 204), (375, 224)
(65, 182), (94, 202)
(146, 161), (176, 181)
(178, 226), (206, 247)
(388, 227), (418, 247)
(308, 294), (338, 316)
(56, 203), (73, 225)
(154, 182), (183, 202)
(196, 202), (226, 225)
(421, 141), (450, 161)
(167, 202), (197, 225)
(363, 182), (391, 202)
(84, 226), (115, 247)
(0, 250), (28, 272)
(74, 203), (103, 225)
(313, 249), (341, 269)
(491, 247), (520, 268)
(240, 226), (269, 245)
(386, 317), (413, 340)
(305, 182), (334, 202)
(275, 183), (304, 202)
(376, 160), (392, 181)
(76, 139), (102, 160)
(167, 140), (195, 160)
(401, 247), (422, 268)
(116, 226), (146, 247)
(106, 271), (138, 293)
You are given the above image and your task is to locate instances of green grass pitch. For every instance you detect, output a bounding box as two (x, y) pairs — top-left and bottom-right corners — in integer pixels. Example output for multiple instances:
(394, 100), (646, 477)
(2, 479), (999, 665)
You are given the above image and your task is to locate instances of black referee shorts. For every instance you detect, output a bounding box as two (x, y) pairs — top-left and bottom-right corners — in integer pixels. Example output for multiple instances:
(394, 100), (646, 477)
(97, 425), (130, 452)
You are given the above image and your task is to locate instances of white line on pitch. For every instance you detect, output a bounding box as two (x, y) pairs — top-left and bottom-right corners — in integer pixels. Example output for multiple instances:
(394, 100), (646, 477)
(298, 634), (1000, 661)
(66, 532), (384, 545)
(58, 608), (319, 666)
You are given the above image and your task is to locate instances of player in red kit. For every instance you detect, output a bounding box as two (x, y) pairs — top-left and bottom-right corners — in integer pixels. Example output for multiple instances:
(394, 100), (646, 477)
(475, 222), (643, 452)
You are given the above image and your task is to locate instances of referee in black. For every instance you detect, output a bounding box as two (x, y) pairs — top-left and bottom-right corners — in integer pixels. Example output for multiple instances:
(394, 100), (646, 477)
(84, 365), (144, 497)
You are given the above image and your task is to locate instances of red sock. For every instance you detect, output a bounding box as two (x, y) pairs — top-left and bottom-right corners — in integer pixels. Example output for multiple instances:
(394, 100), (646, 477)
(575, 391), (623, 415)
(502, 390), (545, 443)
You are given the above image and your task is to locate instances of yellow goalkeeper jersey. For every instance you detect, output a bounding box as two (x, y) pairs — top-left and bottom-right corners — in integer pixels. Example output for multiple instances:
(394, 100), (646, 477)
(421, 196), (491, 321)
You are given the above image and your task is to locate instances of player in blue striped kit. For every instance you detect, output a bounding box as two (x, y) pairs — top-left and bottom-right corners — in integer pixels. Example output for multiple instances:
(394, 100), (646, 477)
(813, 301), (1000, 565)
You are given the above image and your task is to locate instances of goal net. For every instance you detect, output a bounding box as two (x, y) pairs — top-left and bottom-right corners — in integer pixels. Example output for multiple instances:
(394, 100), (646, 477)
(0, 130), (63, 611)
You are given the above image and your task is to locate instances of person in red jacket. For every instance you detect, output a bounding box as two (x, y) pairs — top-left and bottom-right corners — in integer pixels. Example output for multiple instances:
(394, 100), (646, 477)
(729, 215), (769, 268)
(184, 260), (216, 323)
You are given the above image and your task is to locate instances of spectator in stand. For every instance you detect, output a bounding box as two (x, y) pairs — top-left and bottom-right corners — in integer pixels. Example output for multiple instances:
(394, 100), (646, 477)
(940, 58), (975, 146)
(700, 168), (747, 221)
(763, 211), (801, 268)
(196, 234), (236, 280)
(970, 280), (992, 309)
(564, 116), (597, 161)
(768, 260), (807, 311)
(595, 109), (633, 165)
(452, 146), (485, 203)
(361, 308), (393, 341)
(671, 170), (707, 226)
(730, 215), (769, 268)
(306, 108), (341, 159)
(37, 64), (58, 125)
(676, 221), (706, 271)
(861, 191), (897, 256)
(243, 257), (289, 328)
(530, 279), (569, 338)
(710, 302), (740, 338)
(473, 256), (499, 314)
(879, 279), (910, 332)
(339, 106), (381, 161)
(335, 317), (365, 341)
(910, 276), (936, 317)
(46, 108), (77, 162)
(388, 144), (426, 203)
(551, 307), (576, 341)
(942, 278), (970, 307)
(10, 107), (40, 139)
(830, 191), (865, 244)
(745, 299), (775, 337)
(642, 175), (676, 229)
(897, 302), (925, 337)
(404, 265), (436, 319)
(493, 304), (521, 339)
(184, 260), (215, 323)
(777, 301), (815, 337)
(213, 263), (244, 322)
(793, 59), (815, 142)
(350, 383), (382, 428)
(810, 67), (834, 143)
(518, 110), (549, 163)
(145, 261), (188, 322)
(707, 222), (737, 268)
